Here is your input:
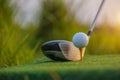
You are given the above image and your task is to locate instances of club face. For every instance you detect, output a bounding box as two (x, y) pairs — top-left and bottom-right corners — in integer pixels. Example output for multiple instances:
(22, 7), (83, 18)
(41, 40), (81, 61)
(59, 42), (81, 61)
(41, 40), (70, 61)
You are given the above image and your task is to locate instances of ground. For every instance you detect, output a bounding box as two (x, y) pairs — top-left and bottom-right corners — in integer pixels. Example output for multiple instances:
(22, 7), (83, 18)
(0, 54), (120, 80)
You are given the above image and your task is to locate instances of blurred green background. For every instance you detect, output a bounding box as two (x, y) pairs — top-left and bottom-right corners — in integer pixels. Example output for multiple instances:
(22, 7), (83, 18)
(0, 0), (120, 68)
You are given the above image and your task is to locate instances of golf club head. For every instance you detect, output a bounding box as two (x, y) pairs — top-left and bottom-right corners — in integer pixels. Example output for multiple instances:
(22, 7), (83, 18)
(41, 40), (84, 61)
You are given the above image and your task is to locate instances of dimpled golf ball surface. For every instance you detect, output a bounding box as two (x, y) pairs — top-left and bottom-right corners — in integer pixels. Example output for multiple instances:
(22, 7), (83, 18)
(72, 32), (88, 48)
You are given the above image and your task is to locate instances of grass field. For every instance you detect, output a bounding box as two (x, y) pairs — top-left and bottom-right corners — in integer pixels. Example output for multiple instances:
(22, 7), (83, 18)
(0, 54), (120, 80)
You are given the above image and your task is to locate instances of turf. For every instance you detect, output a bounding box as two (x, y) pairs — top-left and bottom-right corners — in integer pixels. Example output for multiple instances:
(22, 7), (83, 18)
(0, 54), (120, 80)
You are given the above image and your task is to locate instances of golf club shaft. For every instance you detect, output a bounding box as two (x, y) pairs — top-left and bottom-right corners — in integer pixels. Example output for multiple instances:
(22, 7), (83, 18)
(87, 0), (105, 36)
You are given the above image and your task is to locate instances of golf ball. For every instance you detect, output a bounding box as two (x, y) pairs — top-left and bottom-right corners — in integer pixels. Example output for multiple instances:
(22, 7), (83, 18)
(72, 32), (88, 48)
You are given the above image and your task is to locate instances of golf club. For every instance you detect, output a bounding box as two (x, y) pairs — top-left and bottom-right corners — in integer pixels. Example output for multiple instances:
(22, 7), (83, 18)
(41, 0), (105, 61)
(87, 0), (105, 36)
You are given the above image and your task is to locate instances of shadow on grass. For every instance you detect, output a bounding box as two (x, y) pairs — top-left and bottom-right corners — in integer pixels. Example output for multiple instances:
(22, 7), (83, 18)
(33, 57), (70, 64)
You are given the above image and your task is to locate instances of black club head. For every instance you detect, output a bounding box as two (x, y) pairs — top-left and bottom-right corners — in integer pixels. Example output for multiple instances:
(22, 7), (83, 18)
(41, 40), (81, 61)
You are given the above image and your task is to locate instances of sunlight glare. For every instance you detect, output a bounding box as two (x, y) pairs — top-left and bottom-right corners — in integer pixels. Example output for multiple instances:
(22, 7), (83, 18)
(116, 13), (120, 26)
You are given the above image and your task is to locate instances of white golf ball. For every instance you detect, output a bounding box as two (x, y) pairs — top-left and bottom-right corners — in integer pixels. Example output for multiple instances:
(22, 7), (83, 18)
(72, 32), (88, 48)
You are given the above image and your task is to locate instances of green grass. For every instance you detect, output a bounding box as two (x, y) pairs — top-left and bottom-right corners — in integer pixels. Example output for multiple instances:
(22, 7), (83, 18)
(0, 23), (42, 67)
(0, 54), (120, 80)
